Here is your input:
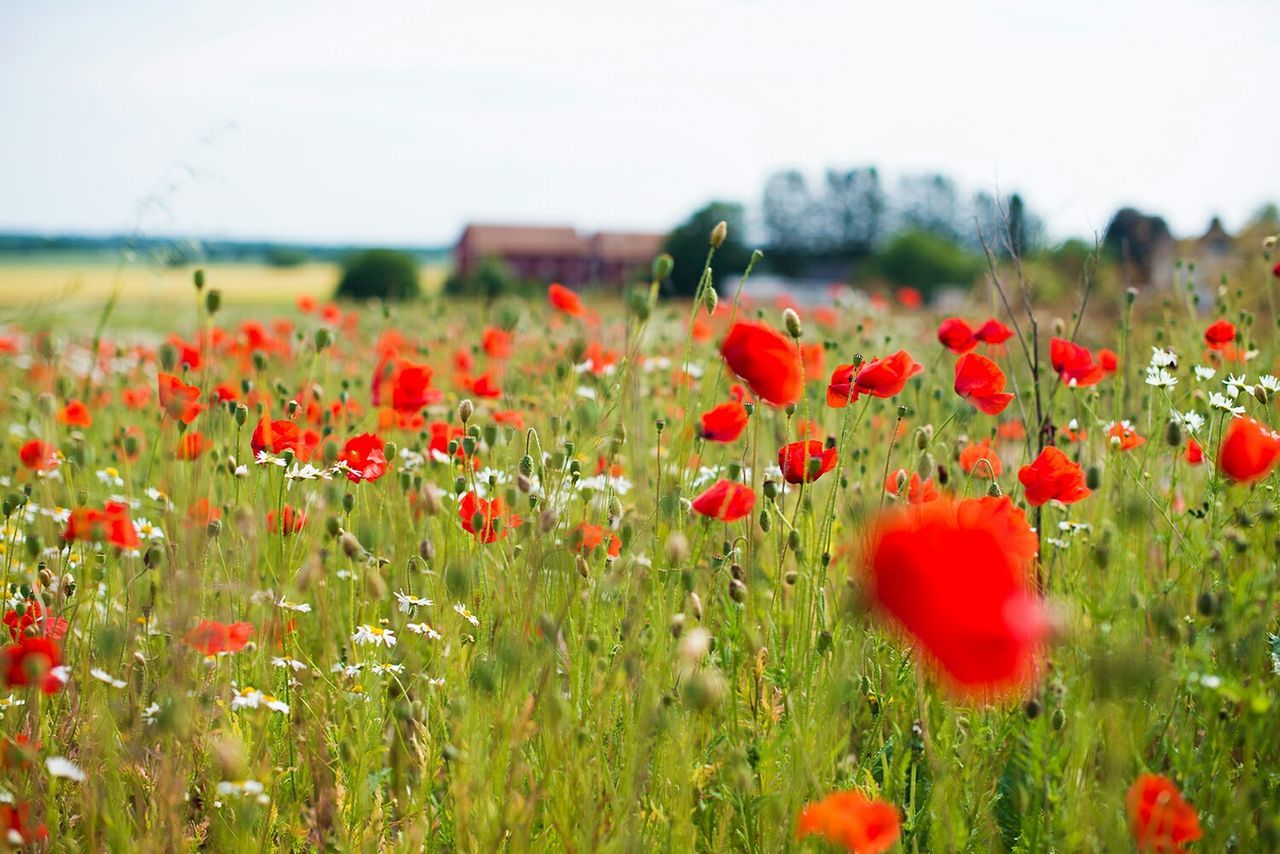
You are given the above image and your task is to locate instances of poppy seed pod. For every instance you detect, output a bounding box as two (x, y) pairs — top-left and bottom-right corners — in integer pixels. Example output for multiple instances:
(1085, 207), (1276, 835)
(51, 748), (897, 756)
(782, 308), (802, 340)
(729, 578), (747, 603)
(458, 399), (474, 424)
(652, 252), (674, 280)
(670, 612), (685, 638)
(539, 508), (558, 533)
(710, 220), (728, 249)
(1165, 419), (1183, 447)
(193, 268), (205, 290)
(314, 327), (332, 352)
(1086, 465), (1102, 490)
(702, 286), (718, 315)
(205, 289), (222, 315)
(666, 533), (690, 564)
(340, 531), (363, 558)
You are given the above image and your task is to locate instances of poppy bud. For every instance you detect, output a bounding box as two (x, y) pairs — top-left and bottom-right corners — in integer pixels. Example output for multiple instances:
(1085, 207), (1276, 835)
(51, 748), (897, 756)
(539, 508), (558, 533)
(314, 327), (332, 352)
(702, 286), (718, 315)
(897, 405), (909, 419)
(340, 532), (362, 558)
(234, 404), (248, 427)
(1196, 590), (1217, 617)
(158, 343), (178, 371)
(1051, 708), (1066, 730)
(193, 268), (205, 290)
(1024, 698), (1041, 719)
(1256, 385), (1270, 406)
(1086, 465), (1101, 490)
(652, 253), (674, 280)
(123, 433), (141, 457)
(914, 428), (930, 451)
(784, 571), (798, 585)
(986, 481), (1002, 497)
(761, 480), (779, 500)
(729, 577), (747, 603)
(1164, 419), (1183, 447)
(576, 555), (590, 578)
(205, 289), (222, 314)
(710, 220), (728, 249)
(787, 529), (801, 551)
(758, 510), (771, 532)
(782, 308), (802, 339)
(816, 630), (832, 654)
(689, 592), (703, 621)
(341, 492), (354, 513)
(670, 612), (685, 638)
(458, 399), (474, 424)
(206, 519), (221, 538)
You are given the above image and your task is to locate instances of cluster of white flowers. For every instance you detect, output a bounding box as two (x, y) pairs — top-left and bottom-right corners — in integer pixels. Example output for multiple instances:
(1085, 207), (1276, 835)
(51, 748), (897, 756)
(231, 687), (289, 714)
(352, 625), (397, 648)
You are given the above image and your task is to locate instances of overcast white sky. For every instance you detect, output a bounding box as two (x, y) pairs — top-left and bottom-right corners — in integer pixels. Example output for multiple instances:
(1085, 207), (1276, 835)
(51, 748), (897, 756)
(1, 0), (1276, 246)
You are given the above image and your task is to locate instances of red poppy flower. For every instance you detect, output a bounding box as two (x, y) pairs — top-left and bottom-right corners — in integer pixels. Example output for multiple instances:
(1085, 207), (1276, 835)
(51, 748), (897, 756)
(720, 321), (802, 406)
(801, 341), (825, 379)
(955, 495), (1038, 565)
(471, 373), (502, 399)
(1185, 438), (1203, 465)
(959, 439), (1002, 477)
(268, 505), (307, 535)
(57, 399), (92, 428)
(493, 409), (525, 430)
(827, 351), (922, 407)
(691, 479), (755, 522)
(896, 286), (922, 309)
(1108, 422), (1146, 451)
(572, 522), (621, 559)
(459, 491), (522, 543)
(1019, 446), (1091, 506)
(63, 501), (140, 550)
(0, 634), (66, 694)
(954, 353), (1015, 415)
(176, 431), (209, 460)
(18, 440), (57, 472)
(0, 801), (48, 845)
(997, 420), (1027, 440)
(168, 334), (202, 370)
(778, 440), (838, 484)
(548, 282), (585, 317)
(1097, 348), (1119, 375)
(212, 382), (240, 403)
(698, 401), (749, 443)
(1203, 318), (1236, 349)
(975, 318), (1014, 345)
(796, 790), (900, 854)
(184, 620), (254, 656)
(1049, 338), (1103, 387)
(1273, 261), (1280, 279)
(251, 418), (311, 461)
(483, 327), (513, 359)
(121, 385), (151, 409)
(1127, 774), (1201, 854)
(1218, 416), (1280, 483)
(3, 601), (67, 643)
(339, 432), (388, 483)
(390, 361), (443, 412)
(158, 372), (203, 424)
(428, 421), (468, 463)
(863, 496), (1048, 696)
(937, 317), (978, 353)
(885, 469), (939, 503)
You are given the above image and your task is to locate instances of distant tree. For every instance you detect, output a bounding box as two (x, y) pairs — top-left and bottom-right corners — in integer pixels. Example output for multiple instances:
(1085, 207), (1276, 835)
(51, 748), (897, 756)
(442, 255), (519, 302)
(663, 201), (752, 297)
(265, 246), (310, 268)
(335, 249), (421, 301)
(818, 167), (885, 256)
(970, 191), (1044, 256)
(1103, 208), (1172, 284)
(863, 229), (983, 300)
(896, 174), (963, 242)
(762, 171), (815, 275)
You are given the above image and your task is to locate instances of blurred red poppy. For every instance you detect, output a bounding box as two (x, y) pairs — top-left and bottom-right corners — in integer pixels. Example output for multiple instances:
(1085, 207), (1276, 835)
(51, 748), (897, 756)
(699, 401), (749, 443)
(251, 417), (312, 461)
(339, 432), (388, 483)
(1049, 338), (1103, 387)
(975, 318), (1014, 345)
(0, 802), (48, 845)
(1185, 438), (1203, 465)
(18, 439), (56, 472)
(863, 496), (1047, 696)
(1218, 416), (1280, 483)
(460, 491), (522, 543)
(778, 440), (837, 484)
(691, 479), (755, 521)
(797, 790), (900, 854)
(158, 372), (203, 424)
(720, 321), (802, 406)
(937, 317), (977, 353)
(1108, 422), (1145, 451)
(954, 353), (1015, 415)
(1127, 774), (1201, 854)
(572, 522), (621, 559)
(885, 469), (939, 504)
(57, 399), (92, 428)
(959, 439), (1001, 477)
(176, 431), (209, 460)
(185, 620), (254, 656)
(1203, 318), (1235, 349)
(1097, 348), (1119, 375)
(1019, 446), (1090, 506)
(548, 282), (585, 317)
(268, 505), (307, 535)
(827, 351), (922, 407)
(0, 634), (66, 694)
(63, 501), (140, 550)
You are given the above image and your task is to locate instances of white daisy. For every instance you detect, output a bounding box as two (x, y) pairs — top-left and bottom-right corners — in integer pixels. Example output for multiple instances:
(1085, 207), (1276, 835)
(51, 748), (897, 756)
(394, 590), (433, 614)
(352, 625), (397, 648)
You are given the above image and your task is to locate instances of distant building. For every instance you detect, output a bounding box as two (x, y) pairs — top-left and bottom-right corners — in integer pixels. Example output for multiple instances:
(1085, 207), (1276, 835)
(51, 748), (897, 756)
(454, 224), (664, 287)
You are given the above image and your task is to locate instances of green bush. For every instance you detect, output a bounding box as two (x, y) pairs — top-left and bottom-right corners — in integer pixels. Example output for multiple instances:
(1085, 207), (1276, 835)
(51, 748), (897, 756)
(335, 249), (421, 301)
(862, 229), (983, 299)
(443, 255), (520, 301)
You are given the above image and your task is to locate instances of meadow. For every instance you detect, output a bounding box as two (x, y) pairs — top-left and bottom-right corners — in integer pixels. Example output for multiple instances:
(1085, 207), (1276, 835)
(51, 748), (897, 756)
(0, 233), (1277, 853)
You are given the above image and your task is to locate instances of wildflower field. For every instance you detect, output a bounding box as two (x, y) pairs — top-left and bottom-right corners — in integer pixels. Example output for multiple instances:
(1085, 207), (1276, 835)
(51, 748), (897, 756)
(2, 235), (1280, 853)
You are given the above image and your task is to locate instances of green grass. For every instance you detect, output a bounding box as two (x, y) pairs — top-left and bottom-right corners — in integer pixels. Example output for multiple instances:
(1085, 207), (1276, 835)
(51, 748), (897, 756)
(0, 247), (1277, 852)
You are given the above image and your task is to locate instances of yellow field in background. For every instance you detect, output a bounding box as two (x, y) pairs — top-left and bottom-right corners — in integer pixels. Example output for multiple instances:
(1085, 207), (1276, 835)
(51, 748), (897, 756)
(0, 261), (447, 307)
